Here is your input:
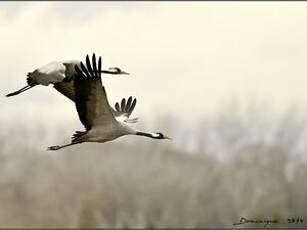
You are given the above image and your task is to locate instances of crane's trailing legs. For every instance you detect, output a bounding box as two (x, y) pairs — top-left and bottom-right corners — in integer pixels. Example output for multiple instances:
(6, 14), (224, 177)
(48, 131), (85, 150)
(47, 142), (82, 151)
(6, 85), (35, 97)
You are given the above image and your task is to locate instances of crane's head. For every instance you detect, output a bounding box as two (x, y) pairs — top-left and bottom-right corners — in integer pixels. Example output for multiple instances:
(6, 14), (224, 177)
(108, 67), (130, 75)
(153, 132), (172, 140)
(136, 131), (172, 140)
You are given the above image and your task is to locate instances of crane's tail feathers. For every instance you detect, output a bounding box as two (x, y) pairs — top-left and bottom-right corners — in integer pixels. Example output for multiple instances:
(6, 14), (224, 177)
(6, 85), (34, 97)
(26, 73), (36, 86)
(125, 117), (139, 123)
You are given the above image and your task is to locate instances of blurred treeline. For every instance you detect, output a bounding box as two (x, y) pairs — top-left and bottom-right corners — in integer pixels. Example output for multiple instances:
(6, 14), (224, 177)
(0, 102), (307, 228)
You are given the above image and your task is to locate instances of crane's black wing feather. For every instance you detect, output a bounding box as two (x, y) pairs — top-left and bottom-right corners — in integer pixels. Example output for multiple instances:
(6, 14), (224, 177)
(121, 98), (126, 111)
(86, 55), (94, 76)
(115, 102), (121, 111)
(74, 53), (116, 131)
(126, 97), (132, 110)
(92, 54), (98, 78)
(112, 96), (137, 117)
(80, 60), (91, 78)
(129, 98), (137, 116)
(98, 56), (102, 78)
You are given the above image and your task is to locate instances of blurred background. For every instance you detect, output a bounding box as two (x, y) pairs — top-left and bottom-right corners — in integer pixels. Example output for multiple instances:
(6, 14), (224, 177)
(1, 1), (307, 228)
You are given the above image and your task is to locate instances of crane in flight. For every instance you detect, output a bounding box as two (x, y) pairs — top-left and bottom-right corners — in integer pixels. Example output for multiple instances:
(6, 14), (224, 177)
(48, 53), (171, 151)
(6, 58), (129, 99)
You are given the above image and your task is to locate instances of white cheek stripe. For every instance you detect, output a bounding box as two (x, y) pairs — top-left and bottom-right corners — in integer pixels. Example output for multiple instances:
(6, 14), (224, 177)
(151, 133), (159, 138)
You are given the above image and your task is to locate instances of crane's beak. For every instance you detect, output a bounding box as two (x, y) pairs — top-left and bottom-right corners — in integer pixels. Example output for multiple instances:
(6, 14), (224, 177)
(164, 136), (172, 140)
(121, 71), (130, 75)
(6, 85), (34, 97)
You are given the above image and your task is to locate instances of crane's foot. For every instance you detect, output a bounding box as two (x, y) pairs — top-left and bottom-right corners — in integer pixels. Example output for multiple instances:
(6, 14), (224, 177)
(47, 145), (61, 151)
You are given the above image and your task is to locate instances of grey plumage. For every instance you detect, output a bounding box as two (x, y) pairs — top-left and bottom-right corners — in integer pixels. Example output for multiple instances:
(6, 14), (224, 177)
(47, 53), (171, 151)
(6, 56), (129, 98)
(53, 81), (75, 101)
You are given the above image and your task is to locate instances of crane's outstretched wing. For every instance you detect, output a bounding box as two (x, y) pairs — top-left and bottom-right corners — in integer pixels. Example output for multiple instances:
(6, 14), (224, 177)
(113, 96), (137, 117)
(54, 81), (137, 122)
(74, 53), (116, 131)
(112, 96), (138, 123)
(54, 78), (137, 123)
(53, 81), (75, 101)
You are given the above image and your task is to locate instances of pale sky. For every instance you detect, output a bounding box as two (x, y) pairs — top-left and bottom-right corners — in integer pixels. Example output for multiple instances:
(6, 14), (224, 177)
(1, 2), (307, 131)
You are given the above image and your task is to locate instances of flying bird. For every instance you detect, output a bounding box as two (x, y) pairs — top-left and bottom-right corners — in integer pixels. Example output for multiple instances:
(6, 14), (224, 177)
(48, 53), (171, 151)
(6, 58), (129, 100)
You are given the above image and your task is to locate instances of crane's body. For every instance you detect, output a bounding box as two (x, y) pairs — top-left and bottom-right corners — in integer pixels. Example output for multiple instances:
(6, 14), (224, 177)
(6, 59), (129, 98)
(48, 54), (170, 151)
(79, 122), (133, 143)
(28, 60), (80, 86)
